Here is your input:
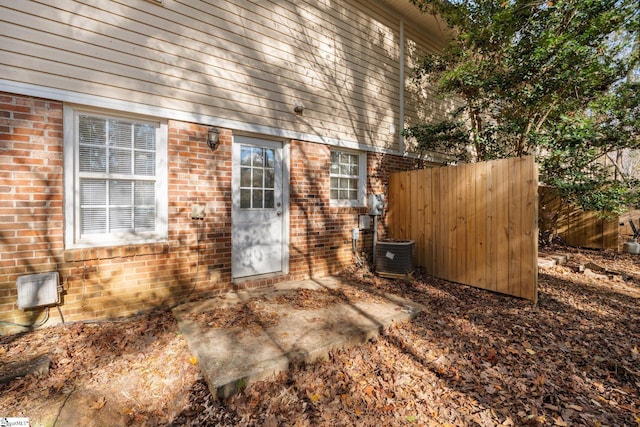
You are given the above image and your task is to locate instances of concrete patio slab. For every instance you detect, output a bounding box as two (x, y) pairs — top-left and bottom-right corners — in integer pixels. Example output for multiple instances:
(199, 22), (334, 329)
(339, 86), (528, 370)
(172, 276), (423, 399)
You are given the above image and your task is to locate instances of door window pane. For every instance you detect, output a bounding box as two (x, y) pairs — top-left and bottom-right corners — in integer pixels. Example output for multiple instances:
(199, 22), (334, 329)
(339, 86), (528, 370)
(240, 167), (251, 187)
(238, 145), (277, 209)
(264, 169), (275, 188)
(252, 147), (263, 166)
(240, 189), (251, 208)
(264, 190), (274, 208)
(252, 168), (263, 187)
(240, 147), (252, 166)
(265, 149), (275, 168)
(252, 189), (263, 207)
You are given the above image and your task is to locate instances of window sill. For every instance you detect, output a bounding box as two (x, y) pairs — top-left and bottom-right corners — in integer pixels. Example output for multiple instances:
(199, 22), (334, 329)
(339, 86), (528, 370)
(63, 242), (169, 262)
(329, 200), (366, 209)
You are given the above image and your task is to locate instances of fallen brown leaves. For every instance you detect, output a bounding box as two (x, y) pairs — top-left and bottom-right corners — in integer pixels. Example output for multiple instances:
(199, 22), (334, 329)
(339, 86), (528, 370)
(185, 300), (281, 330)
(265, 287), (387, 309)
(0, 310), (201, 426)
(1, 247), (639, 426)
(194, 248), (639, 426)
(184, 287), (387, 332)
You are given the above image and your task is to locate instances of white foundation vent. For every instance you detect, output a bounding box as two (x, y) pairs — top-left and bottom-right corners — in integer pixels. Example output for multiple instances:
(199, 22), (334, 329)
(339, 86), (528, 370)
(16, 272), (60, 309)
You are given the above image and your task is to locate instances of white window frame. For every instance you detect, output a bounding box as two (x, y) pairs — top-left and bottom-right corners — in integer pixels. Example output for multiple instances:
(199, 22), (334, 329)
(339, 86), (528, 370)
(63, 105), (168, 249)
(329, 148), (367, 208)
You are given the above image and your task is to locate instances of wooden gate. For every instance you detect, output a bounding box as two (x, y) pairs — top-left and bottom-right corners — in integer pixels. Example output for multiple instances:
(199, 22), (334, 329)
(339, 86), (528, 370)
(388, 156), (538, 301)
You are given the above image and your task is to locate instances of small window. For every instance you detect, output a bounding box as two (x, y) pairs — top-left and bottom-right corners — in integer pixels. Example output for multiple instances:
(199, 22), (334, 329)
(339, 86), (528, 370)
(329, 149), (366, 207)
(64, 107), (167, 248)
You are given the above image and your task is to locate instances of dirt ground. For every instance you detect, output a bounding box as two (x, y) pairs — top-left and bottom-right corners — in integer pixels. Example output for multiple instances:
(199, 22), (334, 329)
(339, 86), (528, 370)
(1, 247), (639, 426)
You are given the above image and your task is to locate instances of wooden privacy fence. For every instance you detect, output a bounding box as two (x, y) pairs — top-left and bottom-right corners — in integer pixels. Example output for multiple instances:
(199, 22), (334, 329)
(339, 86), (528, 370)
(539, 186), (640, 249)
(388, 156), (538, 302)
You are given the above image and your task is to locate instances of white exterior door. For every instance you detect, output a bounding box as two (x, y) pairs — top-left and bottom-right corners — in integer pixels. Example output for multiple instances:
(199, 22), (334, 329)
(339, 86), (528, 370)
(232, 136), (287, 278)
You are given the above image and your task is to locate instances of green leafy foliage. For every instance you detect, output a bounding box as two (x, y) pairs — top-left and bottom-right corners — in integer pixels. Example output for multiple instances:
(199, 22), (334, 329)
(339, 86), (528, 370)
(406, 0), (640, 219)
(402, 121), (471, 161)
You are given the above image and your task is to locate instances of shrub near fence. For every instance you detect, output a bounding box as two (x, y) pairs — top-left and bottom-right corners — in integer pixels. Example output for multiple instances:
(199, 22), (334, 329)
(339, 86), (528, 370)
(388, 156), (538, 302)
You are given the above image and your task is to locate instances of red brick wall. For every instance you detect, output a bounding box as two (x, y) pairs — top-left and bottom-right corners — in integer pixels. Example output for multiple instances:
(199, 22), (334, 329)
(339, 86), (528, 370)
(288, 141), (363, 278)
(0, 92), (424, 334)
(284, 142), (427, 278)
(367, 152), (434, 242)
(0, 94), (237, 334)
(54, 121), (234, 324)
(0, 94), (65, 333)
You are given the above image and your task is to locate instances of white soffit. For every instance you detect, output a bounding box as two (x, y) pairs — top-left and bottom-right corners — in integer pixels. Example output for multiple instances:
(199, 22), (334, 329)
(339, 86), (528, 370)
(377, 0), (451, 43)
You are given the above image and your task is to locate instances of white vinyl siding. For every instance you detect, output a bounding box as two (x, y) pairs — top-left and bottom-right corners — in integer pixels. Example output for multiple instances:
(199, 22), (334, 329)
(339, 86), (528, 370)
(64, 106), (168, 248)
(330, 149), (366, 207)
(0, 0), (445, 152)
(403, 26), (463, 154)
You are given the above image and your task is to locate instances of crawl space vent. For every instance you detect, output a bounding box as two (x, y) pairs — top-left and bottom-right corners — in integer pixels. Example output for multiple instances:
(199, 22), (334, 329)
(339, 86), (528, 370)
(16, 272), (60, 309)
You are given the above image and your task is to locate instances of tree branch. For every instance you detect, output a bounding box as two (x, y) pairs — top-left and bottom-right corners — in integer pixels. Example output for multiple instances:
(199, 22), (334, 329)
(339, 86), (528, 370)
(605, 151), (632, 184)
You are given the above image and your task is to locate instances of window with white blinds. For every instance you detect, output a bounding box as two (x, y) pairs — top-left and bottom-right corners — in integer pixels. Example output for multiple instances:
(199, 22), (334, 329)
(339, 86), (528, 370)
(64, 107), (167, 248)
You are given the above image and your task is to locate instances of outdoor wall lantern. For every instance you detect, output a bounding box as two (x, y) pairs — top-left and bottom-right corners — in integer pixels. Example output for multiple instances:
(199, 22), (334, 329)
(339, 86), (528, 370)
(207, 127), (220, 151)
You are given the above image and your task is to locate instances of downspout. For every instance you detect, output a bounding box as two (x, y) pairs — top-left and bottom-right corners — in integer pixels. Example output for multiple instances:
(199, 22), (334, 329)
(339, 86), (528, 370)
(398, 19), (405, 155)
(373, 214), (378, 270)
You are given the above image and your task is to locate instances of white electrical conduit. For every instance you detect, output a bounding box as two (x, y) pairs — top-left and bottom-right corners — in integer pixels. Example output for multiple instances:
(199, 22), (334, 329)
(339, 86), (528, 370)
(352, 228), (364, 267)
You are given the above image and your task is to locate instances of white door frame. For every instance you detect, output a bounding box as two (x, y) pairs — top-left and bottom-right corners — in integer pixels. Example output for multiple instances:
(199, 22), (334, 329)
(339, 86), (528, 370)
(231, 134), (289, 279)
